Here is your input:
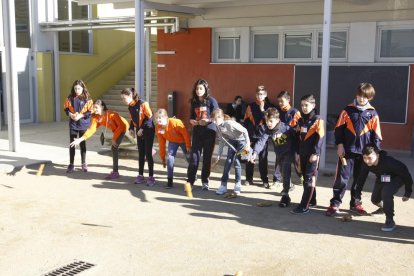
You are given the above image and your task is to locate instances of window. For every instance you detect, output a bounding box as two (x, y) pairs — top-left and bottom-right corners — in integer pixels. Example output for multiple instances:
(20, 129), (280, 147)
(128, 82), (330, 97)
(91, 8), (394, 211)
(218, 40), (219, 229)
(58, 0), (92, 53)
(218, 36), (240, 59)
(380, 28), (414, 58)
(284, 33), (312, 59)
(253, 33), (278, 59)
(15, 0), (31, 48)
(317, 31), (347, 58)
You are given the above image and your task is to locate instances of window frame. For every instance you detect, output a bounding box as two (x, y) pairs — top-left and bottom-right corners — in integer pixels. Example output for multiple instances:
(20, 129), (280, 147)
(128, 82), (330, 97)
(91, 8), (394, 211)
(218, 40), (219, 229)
(250, 29), (281, 62)
(315, 29), (349, 62)
(213, 27), (249, 63)
(282, 31), (314, 61)
(376, 23), (414, 62)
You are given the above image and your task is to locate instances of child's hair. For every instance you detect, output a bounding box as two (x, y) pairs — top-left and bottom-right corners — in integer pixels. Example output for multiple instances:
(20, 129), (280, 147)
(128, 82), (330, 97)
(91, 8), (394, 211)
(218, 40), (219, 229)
(211, 108), (231, 121)
(256, 85), (267, 94)
(362, 143), (380, 156)
(94, 99), (108, 111)
(234, 95), (242, 101)
(155, 108), (168, 119)
(69, 80), (91, 101)
(300, 94), (316, 104)
(121, 87), (140, 101)
(264, 107), (280, 120)
(356, 82), (375, 100)
(277, 90), (291, 101)
(190, 79), (210, 104)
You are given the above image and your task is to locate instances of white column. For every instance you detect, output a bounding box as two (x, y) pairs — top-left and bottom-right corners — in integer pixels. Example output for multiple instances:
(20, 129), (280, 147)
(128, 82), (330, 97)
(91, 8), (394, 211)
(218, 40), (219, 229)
(53, 0), (60, 121)
(145, 27), (151, 103)
(135, 0), (145, 99)
(319, 0), (332, 169)
(2, 0), (20, 151)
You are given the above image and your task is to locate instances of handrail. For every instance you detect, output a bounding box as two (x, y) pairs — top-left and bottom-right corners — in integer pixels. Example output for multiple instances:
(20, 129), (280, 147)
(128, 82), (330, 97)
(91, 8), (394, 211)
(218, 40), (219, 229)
(83, 40), (135, 84)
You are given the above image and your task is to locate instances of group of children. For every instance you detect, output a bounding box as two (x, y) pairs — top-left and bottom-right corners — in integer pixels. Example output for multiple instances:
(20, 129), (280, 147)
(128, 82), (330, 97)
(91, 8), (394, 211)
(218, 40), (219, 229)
(64, 79), (412, 232)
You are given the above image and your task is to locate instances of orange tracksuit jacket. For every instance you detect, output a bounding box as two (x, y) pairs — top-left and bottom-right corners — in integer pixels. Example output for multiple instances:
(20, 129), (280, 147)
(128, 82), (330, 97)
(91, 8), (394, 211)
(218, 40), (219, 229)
(155, 118), (191, 162)
(82, 110), (129, 142)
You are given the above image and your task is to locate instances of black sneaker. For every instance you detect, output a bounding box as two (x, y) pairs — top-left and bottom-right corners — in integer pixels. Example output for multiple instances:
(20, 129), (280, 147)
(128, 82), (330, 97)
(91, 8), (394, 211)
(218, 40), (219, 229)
(371, 207), (384, 216)
(263, 182), (270, 189)
(165, 178), (173, 189)
(278, 195), (291, 208)
(309, 199), (317, 207)
(381, 219), (396, 232)
(290, 206), (310, 215)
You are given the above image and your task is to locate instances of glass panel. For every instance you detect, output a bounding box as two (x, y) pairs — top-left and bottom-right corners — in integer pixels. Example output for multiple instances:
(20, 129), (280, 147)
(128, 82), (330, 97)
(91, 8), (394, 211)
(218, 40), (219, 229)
(318, 31), (347, 58)
(59, 32), (70, 52)
(380, 29), (414, 58)
(72, 31), (90, 53)
(218, 37), (240, 59)
(58, 0), (69, 20)
(254, 34), (278, 59)
(72, 1), (89, 20)
(15, 0), (31, 48)
(284, 33), (312, 58)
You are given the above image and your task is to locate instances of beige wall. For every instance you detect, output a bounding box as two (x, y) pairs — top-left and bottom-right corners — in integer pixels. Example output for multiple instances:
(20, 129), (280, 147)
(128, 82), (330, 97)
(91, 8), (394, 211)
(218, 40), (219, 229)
(36, 52), (54, 122)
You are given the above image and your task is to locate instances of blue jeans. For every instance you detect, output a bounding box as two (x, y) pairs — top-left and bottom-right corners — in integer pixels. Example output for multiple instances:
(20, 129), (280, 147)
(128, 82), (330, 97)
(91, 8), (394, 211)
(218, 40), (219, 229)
(167, 142), (189, 178)
(221, 139), (246, 186)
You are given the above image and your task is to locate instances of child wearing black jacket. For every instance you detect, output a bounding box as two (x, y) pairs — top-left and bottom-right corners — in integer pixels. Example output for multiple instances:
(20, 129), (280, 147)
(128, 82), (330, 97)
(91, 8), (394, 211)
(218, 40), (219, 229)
(250, 107), (297, 207)
(357, 144), (412, 232)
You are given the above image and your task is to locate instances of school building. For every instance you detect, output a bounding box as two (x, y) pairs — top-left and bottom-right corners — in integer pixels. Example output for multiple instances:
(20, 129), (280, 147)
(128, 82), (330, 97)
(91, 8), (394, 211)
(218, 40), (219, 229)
(1, 0), (414, 151)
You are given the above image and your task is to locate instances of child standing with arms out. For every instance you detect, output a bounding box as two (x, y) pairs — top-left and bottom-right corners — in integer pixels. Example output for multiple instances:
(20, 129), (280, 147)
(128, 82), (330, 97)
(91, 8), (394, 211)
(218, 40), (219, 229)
(64, 80), (93, 173)
(70, 100), (129, 180)
(121, 88), (156, 186)
(273, 90), (301, 188)
(154, 108), (191, 189)
(187, 79), (219, 190)
(250, 107), (297, 207)
(326, 83), (382, 216)
(243, 85), (273, 187)
(211, 109), (250, 195)
(291, 94), (324, 214)
(358, 144), (412, 231)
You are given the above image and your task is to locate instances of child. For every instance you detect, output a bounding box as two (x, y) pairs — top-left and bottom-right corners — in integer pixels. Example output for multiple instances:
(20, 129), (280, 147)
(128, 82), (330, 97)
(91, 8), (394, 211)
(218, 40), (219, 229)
(70, 100), (129, 180)
(326, 83), (382, 216)
(63, 80), (93, 173)
(358, 143), (412, 231)
(243, 85), (273, 187)
(250, 107), (296, 207)
(226, 96), (245, 123)
(154, 108), (191, 189)
(273, 90), (301, 189)
(291, 94), (324, 214)
(186, 79), (219, 191)
(121, 88), (156, 186)
(211, 108), (250, 195)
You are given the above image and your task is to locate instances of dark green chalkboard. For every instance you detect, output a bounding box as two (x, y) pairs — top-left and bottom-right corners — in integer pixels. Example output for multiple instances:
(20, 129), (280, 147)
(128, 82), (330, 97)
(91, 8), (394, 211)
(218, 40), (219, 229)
(293, 65), (409, 124)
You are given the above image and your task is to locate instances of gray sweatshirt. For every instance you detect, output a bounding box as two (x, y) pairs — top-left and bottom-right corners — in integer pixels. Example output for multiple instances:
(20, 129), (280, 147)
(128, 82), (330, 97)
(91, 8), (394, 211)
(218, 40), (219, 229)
(216, 120), (250, 159)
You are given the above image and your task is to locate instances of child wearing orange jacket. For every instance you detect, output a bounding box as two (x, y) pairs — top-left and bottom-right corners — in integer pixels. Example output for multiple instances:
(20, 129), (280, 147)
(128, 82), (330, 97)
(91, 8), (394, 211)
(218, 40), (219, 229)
(70, 100), (129, 180)
(154, 109), (191, 188)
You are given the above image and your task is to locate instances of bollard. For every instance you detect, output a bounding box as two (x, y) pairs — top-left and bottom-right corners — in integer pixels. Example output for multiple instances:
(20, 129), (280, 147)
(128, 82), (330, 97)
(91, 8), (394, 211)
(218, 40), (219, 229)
(36, 163), (45, 176)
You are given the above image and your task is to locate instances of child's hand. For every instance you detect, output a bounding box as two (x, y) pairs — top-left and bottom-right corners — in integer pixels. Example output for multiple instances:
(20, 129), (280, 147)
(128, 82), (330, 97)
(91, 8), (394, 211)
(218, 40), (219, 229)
(74, 113), (84, 121)
(249, 153), (257, 164)
(70, 138), (82, 148)
(112, 140), (119, 149)
(199, 118), (210, 126)
(189, 119), (197, 126)
(337, 144), (345, 158)
(402, 196), (409, 202)
(137, 129), (144, 137)
(309, 154), (318, 163)
(69, 112), (76, 120)
(162, 160), (166, 168)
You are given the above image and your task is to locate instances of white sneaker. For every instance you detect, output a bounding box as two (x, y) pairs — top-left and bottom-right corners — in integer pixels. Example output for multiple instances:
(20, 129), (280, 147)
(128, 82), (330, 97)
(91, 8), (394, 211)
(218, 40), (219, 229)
(234, 182), (242, 194)
(202, 182), (209, 191)
(216, 184), (228, 195)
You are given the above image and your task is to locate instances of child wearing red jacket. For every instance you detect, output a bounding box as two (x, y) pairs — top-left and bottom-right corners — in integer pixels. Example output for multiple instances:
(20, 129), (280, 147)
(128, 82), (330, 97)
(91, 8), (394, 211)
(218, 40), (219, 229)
(155, 109), (191, 188)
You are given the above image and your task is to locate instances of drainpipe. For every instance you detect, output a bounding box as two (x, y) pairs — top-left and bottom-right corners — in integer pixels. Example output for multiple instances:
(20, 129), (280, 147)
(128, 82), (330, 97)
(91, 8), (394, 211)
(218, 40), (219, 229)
(319, 0), (332, 169)
(2, 0), (20, 151)
(135, 0), (145, 99)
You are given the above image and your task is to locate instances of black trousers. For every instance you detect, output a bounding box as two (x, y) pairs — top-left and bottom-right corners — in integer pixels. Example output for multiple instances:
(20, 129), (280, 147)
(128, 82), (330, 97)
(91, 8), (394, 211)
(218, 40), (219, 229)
(187, 128), (216, 185)
(69, 129), (86, 164)
(137, 129), (155, 176)
(276, 152), (293, 195)
(246, 139), (268, 183)
(371, 178), (404, 221)
(298, 154), (318, 209)
(112, 132), (125, 172)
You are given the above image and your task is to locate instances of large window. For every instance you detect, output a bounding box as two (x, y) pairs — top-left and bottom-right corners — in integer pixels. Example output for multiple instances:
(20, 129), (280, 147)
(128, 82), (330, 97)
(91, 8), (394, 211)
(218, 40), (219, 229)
(317, 31), (347, 59)
(218, 36), (240, 59)
(253, 33), (278, 59)
(284, 33), (312, 59)
(58, 0), (92, 53)
(15, 0), (31, 48)
(379, 28), (414, 58)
